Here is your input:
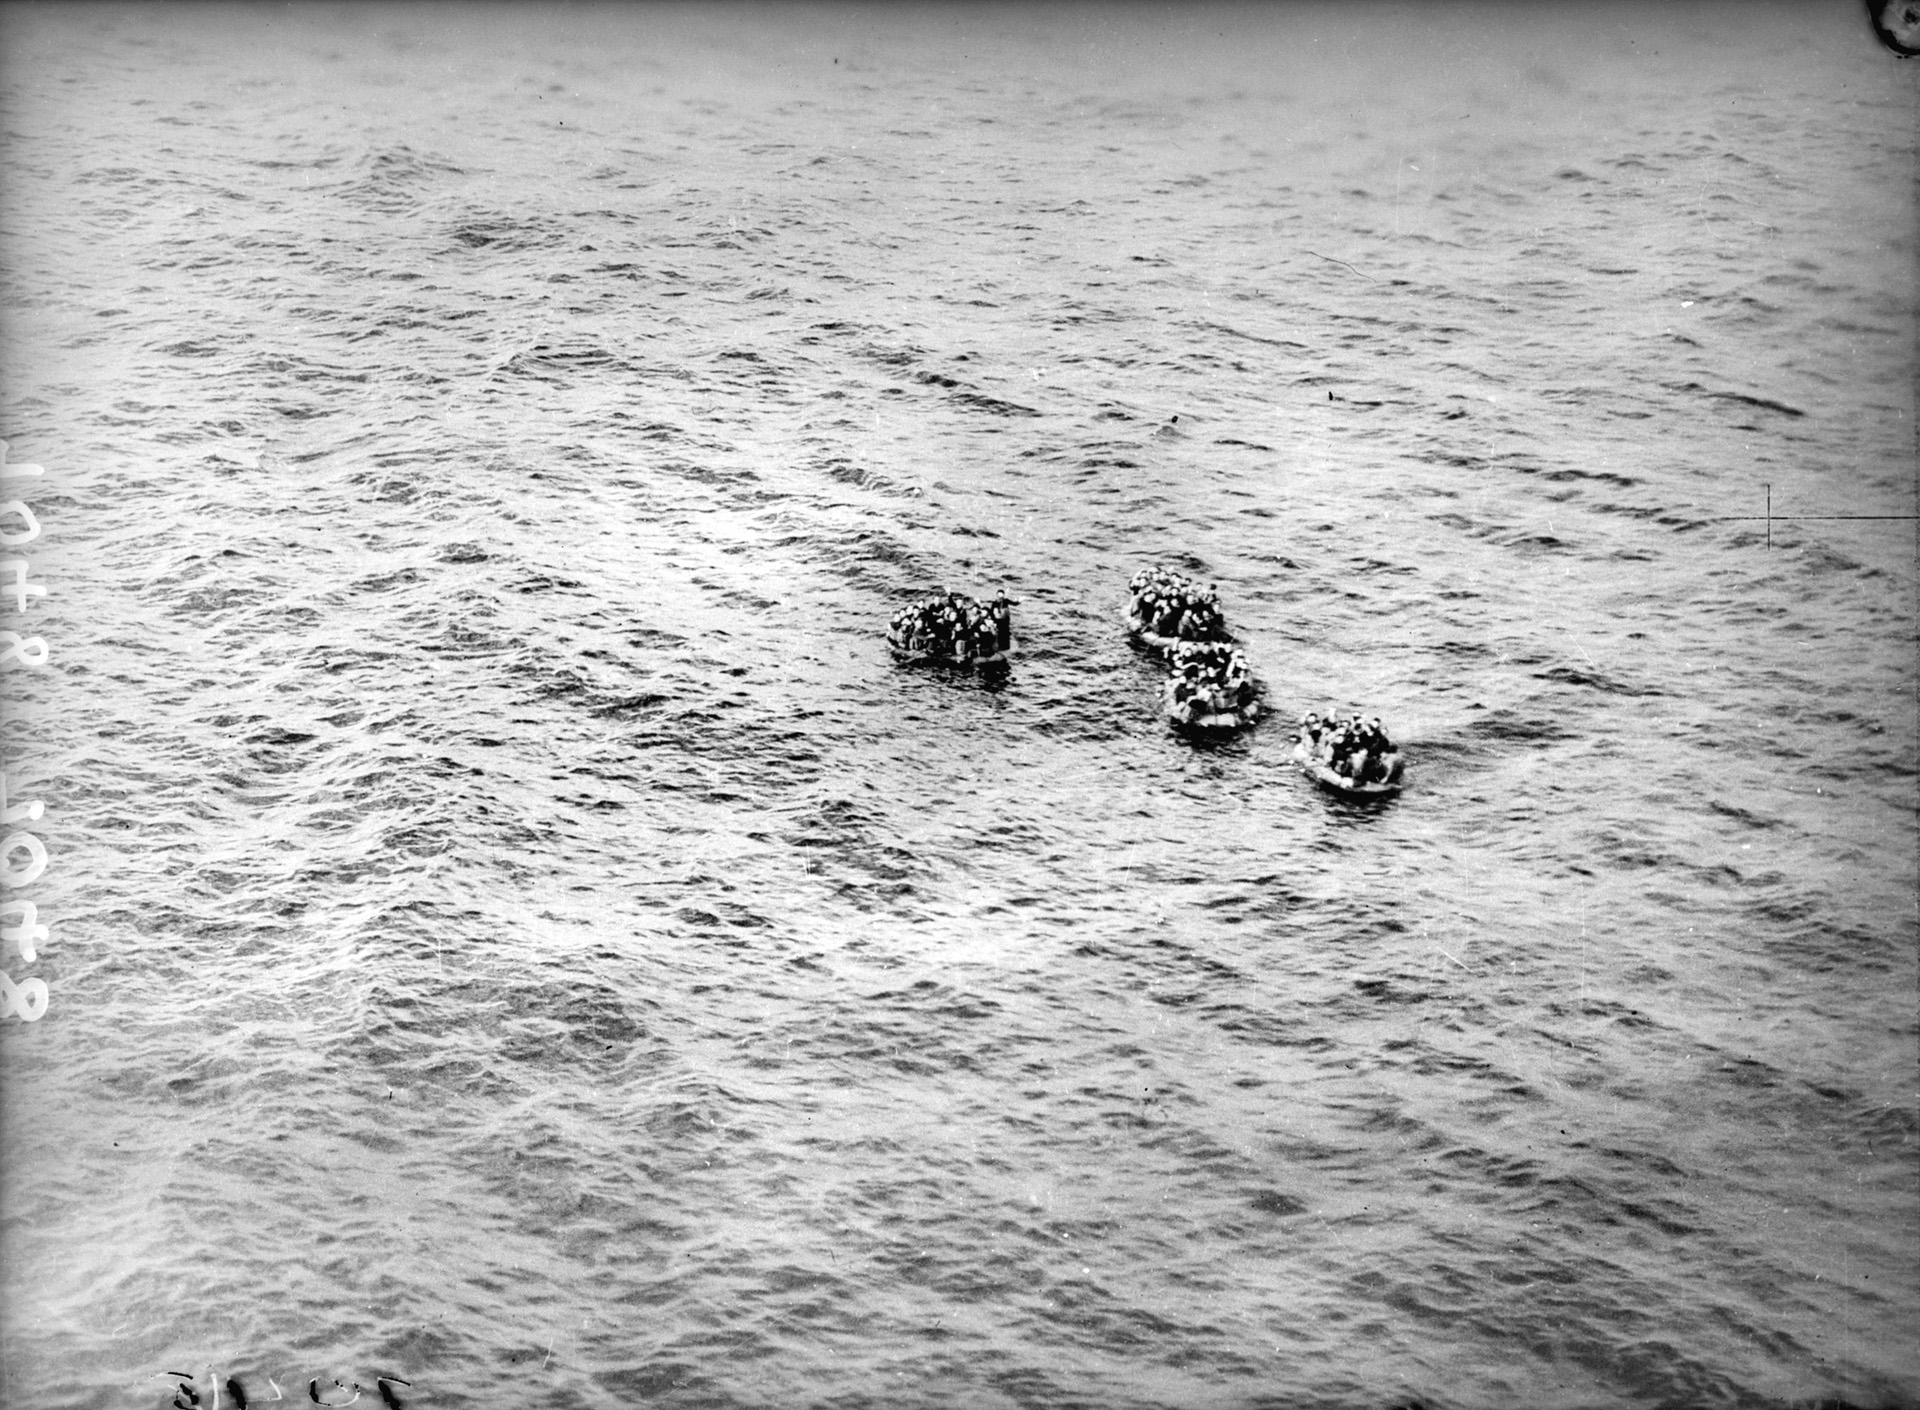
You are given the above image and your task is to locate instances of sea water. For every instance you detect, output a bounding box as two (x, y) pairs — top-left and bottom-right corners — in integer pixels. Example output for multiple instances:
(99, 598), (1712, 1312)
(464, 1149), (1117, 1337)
(1, 4), (1914, 1407)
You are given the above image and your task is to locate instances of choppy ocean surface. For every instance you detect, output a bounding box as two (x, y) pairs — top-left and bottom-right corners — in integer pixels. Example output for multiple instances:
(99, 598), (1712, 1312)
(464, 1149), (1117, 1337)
(2, 4), (1915, 1407)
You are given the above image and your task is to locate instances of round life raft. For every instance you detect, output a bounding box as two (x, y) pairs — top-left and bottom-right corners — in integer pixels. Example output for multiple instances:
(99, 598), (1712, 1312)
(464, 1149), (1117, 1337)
(1125, 565), (1232, 656)
(1292, 737), (1404, 799)
(888, 591), (1014, 666)
(1162, 640), (1260, 733)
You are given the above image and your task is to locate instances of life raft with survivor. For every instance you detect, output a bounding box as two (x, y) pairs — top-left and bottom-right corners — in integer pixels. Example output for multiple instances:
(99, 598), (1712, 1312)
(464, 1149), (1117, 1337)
(887, 591), (1015, 666)
(1291, 713), (1405, 798)
(1163, 641), (1261, 733)
(1124, 565), (1233, 656)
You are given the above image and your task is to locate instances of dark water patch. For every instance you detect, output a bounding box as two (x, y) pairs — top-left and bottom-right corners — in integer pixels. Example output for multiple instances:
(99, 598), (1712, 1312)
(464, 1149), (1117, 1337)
(1791, 544), (1868, 576)
(1416, 443), (1483, 468)
(1756, 920), (1907, 976)
(330, 144), (465, 213)
(1853, 1101), (1919, 1152)
(618, 418), (684, 441)
(854, 341), (928, 369)
(1352, 977), (1428, 1005)
(1531, 665), (1661, 696)
(446, 213), (559, 252)
(508, 572), (587, 594)
(1493, 1163), (1708, 1239)
(1591, 500), (1665, 521)
(421, 612), (513, 658)
(158, 338), (225, 358)
(171, 582), (273, 615)
(1664, 381), (1807, 418)
(862, 979), (1002, 1024)
(74, 164), (167, 186)
(674, 902), (773, 930)
(1194, 319), (1312, 352)
(267, 400), (331, 422)
(590, 691), (672, 718)
(499, 343), (640, 381)
(1707, 799), (1784, 829)
(1351, 556), (1417, 575)
(1215, 1011), (1339, 1054)
(653, 457), (761, 488)
(496, 982), (654, 1069)
(250, 352), (370, 385)
(950, 390), (1042, 418)
(1461, 710), (1578, 744)
(1246, 1189), (1309, 1217)
(622, 627), (688, 651)
(244, 726), (319, 748)
(1531, 465), (1640, 488)
(1498, 531), (1570, 553)
(1138, 935), (1247, 987)
(354, 568), (423, 593)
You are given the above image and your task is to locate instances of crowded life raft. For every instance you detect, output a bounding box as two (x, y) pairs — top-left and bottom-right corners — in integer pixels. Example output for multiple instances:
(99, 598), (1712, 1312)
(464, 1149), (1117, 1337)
(1293, 711), (1405, 799)
(1164, 641), (1261, 732)
(887, 591), (1015, 666)
(1124, 565), (1232, 655)
(1127, 566), (1260, 732)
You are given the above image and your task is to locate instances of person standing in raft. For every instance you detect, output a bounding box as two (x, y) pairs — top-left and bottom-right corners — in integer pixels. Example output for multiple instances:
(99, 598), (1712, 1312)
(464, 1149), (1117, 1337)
(989, 595), (1014, 656)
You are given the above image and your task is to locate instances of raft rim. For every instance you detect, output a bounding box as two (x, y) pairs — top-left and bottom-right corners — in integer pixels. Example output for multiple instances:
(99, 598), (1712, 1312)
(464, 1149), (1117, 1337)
(1291, 741), (1404, 798)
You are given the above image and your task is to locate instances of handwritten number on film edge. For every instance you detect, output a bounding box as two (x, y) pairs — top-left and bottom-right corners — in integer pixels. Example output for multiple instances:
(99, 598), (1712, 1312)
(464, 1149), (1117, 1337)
(0, 764), (47, 1029)
(1, 442), (47, 1020)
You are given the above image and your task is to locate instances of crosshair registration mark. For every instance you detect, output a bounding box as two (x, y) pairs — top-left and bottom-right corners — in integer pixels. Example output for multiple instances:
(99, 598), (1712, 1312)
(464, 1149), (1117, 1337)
(1720, 484), (1918, 548)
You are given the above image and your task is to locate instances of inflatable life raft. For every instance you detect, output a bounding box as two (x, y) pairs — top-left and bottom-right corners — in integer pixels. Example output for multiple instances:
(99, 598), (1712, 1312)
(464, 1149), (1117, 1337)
(887, 591), (1014, 666)
(1124, 565), (1232, 656)
(1163, 641), (1260, 732)
(1291, 723), (1405, 799)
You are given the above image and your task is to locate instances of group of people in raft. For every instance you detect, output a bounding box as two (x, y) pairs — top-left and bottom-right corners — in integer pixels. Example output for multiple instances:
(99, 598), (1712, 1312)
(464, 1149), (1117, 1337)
(1128, 565), (1403, 784)
(1126, 567), (1260, 729)
(1126, 564), (1231, 645)
(886, 591), (1015, 664)
(1295, 710), (1404, 787)
(888, 567), (1403, 785)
